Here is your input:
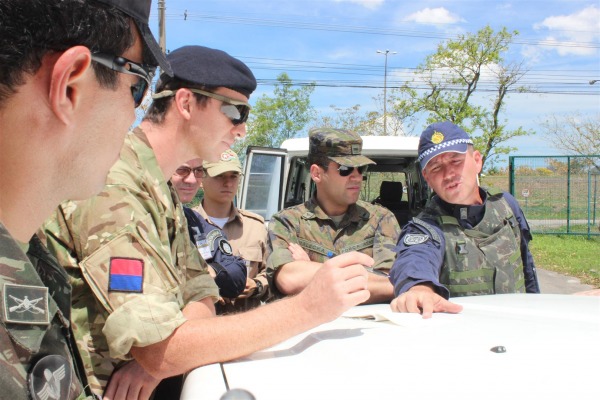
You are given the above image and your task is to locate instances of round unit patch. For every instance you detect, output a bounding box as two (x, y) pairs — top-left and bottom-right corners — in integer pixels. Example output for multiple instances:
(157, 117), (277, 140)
(403, 234), (429, 246)
(218, 239), (234, 256)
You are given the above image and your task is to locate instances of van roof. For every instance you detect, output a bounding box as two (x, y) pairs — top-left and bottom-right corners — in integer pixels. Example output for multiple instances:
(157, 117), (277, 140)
(280, 135), (420, 158)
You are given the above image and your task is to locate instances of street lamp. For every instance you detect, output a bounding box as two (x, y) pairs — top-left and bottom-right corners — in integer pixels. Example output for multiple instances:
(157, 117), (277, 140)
(376, 49), (396, 135)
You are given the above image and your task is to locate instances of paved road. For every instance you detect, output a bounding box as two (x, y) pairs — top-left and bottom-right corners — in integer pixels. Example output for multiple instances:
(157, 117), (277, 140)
(537, 268), (595, 294)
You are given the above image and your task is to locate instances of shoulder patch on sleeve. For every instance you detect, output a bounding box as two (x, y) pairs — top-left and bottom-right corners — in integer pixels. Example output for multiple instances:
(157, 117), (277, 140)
(205, 229), (223, 251)
(108, 258), (144, 293)
(412, 217), (441, 244)
(217, 238), (234, 256)
(403, 234), (429, 246)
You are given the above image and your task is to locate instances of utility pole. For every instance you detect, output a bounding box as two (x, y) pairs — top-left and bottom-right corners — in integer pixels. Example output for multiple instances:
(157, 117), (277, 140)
(376, 49), (396, 135)
(158, 0), (166, 53)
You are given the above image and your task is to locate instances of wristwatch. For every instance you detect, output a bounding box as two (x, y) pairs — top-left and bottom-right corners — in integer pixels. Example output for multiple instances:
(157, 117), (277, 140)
(252, 278), (265, 299)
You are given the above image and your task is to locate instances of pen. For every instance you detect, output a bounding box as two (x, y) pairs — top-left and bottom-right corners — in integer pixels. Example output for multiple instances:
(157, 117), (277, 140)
(364, 266), (389, 277)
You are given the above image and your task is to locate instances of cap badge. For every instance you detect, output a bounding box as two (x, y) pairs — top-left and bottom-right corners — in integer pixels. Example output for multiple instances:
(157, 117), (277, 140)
(431, 131), (444, 144)
(351, 144), (360, 155)
(220, 149), (236, 161)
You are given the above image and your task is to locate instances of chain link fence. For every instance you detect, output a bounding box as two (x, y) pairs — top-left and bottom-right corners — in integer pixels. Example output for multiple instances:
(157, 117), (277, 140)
(506, 155), (600, 237)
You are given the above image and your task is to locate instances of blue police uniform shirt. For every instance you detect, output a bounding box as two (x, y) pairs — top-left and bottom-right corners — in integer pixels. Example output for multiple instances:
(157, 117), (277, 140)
(183, 207), (247, 298)
(389, 188), (540, 298)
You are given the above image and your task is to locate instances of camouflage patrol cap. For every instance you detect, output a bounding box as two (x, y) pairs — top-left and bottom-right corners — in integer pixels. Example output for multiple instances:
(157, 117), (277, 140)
(203, 149), (242, 177)
(309, 128), (375, 167)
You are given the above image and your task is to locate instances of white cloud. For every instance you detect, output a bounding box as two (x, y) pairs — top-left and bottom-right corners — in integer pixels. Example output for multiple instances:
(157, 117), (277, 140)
(403, 7), (464, 25)
(533, 5), (600, 56)
(332, 0), (384, 10)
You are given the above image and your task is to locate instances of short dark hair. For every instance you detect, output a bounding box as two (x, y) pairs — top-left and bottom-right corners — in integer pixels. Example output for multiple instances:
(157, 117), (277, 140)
(308, 153), (331, 170)
(0, 0), (134, 106)
(143, 80), (211, 124)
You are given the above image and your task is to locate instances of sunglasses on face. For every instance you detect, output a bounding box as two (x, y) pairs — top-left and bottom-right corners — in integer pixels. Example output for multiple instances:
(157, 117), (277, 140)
(174, 166), (205, 179)
(337, 165), (369, 177)
(153, 88), (251, 125)
(91, 53), (155, 108)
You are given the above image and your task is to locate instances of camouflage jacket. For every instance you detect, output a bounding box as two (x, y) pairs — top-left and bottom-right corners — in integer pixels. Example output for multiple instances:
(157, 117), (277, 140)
(0, 223), (92, 400)
(266, 196), (400, 294)
(42, 128), (219, 396)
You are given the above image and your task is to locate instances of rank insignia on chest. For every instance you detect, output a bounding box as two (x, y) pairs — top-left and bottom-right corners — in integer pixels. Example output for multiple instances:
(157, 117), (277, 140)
(3, 283), (50, 325)
(28, 354), (72, 400)
(403, 234), (429, 246)
(108, 257), (144, 293)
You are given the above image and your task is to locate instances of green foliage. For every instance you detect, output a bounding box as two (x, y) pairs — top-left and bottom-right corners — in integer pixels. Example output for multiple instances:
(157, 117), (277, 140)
(234, 73), (316, 156)
(530, 235), (600, 287)
(312, 104), (374, 133)
(388, 26), (533, 168)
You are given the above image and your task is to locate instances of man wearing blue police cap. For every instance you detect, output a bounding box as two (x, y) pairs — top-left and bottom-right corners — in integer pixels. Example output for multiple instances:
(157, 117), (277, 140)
(389, 121), (540, 318)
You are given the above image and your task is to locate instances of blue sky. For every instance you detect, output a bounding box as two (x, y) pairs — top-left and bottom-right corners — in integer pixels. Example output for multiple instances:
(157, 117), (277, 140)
(148, 0), (599, 162)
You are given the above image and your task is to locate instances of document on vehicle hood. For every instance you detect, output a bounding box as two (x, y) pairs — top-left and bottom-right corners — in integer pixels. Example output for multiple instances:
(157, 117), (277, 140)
(342, 306), (460, 327)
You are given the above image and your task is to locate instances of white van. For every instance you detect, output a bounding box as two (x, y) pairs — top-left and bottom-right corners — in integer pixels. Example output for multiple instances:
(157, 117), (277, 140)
(238, 135), (428, 227)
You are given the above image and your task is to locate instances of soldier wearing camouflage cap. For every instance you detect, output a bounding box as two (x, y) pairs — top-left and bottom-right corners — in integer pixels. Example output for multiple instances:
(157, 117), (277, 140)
(267, 128), (401, 304)
(0, 0), (168, 399)
(389, 121), (540, 318)
(43, 46), (374, 398)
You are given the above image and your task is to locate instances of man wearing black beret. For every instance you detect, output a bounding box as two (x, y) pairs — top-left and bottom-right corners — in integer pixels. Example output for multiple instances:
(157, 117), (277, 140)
(43, 45), (373, 399)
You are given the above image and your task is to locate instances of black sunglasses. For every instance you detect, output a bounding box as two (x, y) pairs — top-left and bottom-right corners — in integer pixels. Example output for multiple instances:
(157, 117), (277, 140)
(175, 166), (205, 179)
(91, 53), (155, 108)
(337, 165), (369, 177)
(153, 88), (251, 126)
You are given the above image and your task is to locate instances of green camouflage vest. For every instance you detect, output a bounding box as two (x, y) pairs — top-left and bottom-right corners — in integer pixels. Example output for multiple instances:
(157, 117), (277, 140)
(420, 189), (526, 297)
(1, 224), (90, 400)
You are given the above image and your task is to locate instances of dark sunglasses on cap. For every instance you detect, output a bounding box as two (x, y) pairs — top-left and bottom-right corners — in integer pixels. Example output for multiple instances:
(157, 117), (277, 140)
(337, 165), (369, 177)
(153, 88), (251, 126)
(175, 166), (205, 179)
(91, 53), (155, 108)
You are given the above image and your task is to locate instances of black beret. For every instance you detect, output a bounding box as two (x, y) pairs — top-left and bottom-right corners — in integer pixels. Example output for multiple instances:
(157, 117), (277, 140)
(158, 45), (257, 98)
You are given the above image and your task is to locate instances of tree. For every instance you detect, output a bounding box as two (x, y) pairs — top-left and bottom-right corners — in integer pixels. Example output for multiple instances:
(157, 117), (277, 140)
(312, 104), (371, 132)
(311, 103), (406, 136)
(234, 73), (315, 156)
(389, 26), (532, 169)
(541, 113), (600, 169)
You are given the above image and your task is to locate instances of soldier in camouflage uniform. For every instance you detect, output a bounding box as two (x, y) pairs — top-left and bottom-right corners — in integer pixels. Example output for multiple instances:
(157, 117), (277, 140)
(389, 121), (540, 318)
(267, 128), (401, 304)
(0, 0), (170, 399)
(43, 46), (374, 399)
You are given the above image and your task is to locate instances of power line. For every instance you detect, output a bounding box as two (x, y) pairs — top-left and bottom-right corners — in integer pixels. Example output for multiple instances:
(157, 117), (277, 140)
(164, 11), (600, 50)
(153, 7), (600, 96)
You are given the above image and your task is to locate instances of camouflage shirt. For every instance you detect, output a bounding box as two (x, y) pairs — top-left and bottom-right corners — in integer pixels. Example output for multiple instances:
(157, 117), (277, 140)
(1, 223), (92, 400)
(266, 196), (400, 295)
(42, 128), (219, 396)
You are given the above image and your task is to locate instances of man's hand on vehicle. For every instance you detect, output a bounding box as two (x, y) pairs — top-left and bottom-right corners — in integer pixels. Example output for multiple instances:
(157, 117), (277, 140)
(390, 283), (463, 319)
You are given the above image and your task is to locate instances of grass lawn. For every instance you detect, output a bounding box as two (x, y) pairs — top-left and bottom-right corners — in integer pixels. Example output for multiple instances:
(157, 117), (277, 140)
(529, 234), (600, 288)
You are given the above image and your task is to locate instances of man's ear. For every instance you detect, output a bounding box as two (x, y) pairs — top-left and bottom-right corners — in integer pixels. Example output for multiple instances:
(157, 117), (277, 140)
(310, 164), (323, 183)
(175, 89), (194, 121)
(48, 46), (93, 124)
(473, 150), (483, 173)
